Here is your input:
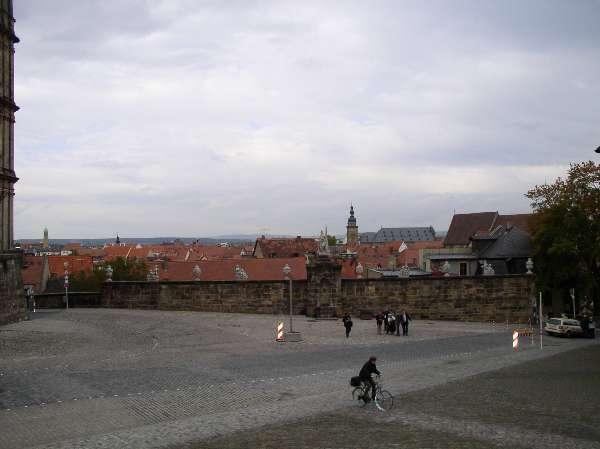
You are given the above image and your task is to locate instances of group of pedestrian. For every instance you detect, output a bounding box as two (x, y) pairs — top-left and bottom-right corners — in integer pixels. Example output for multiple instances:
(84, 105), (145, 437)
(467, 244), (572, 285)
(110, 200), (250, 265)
(342, 309), (411, 338)
(376, 310), (411, 336)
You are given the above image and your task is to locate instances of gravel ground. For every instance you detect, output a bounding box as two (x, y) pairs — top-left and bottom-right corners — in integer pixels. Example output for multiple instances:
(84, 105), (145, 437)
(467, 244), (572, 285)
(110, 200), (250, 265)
(193, 345), (600, 449)
(1, 309), (596, 449)
(398, 343), (600, 443)
(186, 412), (523, 449)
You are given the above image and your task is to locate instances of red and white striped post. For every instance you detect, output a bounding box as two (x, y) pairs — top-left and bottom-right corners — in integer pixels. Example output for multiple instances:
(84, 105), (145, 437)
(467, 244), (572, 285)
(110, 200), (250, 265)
(276, 322), (284, 342)
(512, 330), (519, 351)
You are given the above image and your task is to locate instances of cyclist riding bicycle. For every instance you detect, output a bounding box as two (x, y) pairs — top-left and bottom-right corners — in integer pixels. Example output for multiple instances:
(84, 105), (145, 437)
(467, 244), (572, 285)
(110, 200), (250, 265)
(358, 356), (381, 401)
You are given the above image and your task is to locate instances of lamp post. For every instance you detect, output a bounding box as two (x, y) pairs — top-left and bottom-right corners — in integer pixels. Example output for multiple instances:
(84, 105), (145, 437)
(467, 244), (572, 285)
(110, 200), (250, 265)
(283, 263), (293, 332)
(63, 261), (69, 309)
(570, 288), (576, 319)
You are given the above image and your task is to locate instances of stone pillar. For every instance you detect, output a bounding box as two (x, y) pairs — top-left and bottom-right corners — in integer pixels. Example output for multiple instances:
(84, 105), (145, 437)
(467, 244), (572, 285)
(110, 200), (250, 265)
(0, 0), (18, 251)
(0, 250), (26, 324)
(305, 255), (342, 318)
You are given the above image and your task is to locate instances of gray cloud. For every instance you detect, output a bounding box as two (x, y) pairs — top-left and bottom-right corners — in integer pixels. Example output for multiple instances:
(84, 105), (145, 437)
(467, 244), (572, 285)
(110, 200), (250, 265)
(12, 0), (600, 238)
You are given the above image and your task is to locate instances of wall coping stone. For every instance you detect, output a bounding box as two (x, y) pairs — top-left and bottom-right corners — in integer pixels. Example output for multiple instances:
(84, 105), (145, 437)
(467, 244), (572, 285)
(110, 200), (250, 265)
(103, 279), (309, 286)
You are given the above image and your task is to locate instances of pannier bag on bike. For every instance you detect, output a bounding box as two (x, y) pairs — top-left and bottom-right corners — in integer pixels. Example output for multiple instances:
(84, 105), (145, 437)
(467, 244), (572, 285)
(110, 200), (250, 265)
(350, 376), (362, 387)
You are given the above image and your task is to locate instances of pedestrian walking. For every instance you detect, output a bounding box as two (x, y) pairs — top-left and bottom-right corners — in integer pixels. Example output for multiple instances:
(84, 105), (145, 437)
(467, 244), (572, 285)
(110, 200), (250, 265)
(399, 309), (411, 336)
(383, 310), (389, 334)
(387, 313), (396, 335)
(395, 311), (402, 336)
(375, 313), (383, 335)
(343, 314), (353, 338)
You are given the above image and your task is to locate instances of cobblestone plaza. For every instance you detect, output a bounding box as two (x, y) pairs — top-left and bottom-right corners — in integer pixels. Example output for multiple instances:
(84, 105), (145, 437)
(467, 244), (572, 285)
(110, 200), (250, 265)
(0, 309), (597, 448)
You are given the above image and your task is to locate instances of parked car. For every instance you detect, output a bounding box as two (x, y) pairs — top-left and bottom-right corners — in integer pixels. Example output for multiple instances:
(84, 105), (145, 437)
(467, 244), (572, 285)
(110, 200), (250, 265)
(544, 317), (584, 337)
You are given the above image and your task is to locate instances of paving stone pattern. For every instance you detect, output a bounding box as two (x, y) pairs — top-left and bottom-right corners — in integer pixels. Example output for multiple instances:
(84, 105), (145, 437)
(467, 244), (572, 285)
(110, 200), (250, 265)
(0, 309), (596, 449)
(198, 346), (600, 449)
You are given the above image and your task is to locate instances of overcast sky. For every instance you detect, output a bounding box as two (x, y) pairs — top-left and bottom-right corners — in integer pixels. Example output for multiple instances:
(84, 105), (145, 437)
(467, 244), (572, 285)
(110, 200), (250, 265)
(13, 0), (600, 239)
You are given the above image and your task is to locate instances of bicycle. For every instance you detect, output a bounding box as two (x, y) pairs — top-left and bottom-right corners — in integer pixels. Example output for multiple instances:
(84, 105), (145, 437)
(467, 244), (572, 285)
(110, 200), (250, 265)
(350, 375), (394, 411)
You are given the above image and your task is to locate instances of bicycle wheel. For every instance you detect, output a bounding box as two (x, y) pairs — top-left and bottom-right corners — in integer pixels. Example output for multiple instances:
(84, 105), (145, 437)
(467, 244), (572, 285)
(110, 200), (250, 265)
(375, 389), (394, 411)
(351, 387), (363, 401)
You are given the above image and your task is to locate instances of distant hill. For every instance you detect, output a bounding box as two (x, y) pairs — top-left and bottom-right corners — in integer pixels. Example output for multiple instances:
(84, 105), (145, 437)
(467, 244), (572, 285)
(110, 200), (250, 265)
(15, 234), (313, 246)
(16, 236), (257, 246)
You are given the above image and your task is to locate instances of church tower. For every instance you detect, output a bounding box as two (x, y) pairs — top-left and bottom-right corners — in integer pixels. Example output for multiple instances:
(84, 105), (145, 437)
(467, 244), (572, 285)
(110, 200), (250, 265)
(346, 204), (358, 247)
(42, 227), (49, 249)
(0, 0), (18, 251)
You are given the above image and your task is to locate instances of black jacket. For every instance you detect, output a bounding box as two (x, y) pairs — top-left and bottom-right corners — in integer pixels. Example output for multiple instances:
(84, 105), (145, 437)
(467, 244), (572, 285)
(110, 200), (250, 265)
(359, 360), (380, 380)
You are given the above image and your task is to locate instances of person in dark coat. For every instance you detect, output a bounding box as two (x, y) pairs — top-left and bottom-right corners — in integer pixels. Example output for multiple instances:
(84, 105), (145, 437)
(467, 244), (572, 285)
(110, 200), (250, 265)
(383, 311), (389, 334)
(375, 313), (383, 335)
(399, 309), (411, 336)
(388, 312), (396, 335)
(343, 314), (353, 338)
(358, 356), (381, 401)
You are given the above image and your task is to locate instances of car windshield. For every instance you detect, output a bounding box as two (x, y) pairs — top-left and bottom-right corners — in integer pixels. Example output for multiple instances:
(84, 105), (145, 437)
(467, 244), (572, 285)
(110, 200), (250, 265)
(548, 319), (561, 325)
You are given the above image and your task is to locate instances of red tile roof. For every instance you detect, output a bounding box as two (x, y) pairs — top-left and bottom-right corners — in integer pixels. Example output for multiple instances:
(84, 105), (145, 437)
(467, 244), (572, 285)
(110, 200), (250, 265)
(187, 244), (247, 261)
(444, 212), (534, 246)
(253, 236), (319, 258)
(341, 258), (360, 279)
(444, 212), (498, 246)
(22, 255), (46, 292)
(396, 240), (444, 267)
(103, 244), (250, 263)
(492, 214), (533, 234)
(128, 245), (189, 261)
(48, 255), (93, 277)
(156, 257), (307, 281)
(104, 245), (133, 260)
(340, 240), (444, 277)
(76, 247), (106, 258)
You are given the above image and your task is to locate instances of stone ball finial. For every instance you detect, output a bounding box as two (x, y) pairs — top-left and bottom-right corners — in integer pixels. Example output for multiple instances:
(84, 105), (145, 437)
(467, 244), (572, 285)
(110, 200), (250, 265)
(526, 258), (533, 275)
(441, 261), (451, 277)
(482, 260), (495, 276)
(192, 264), (202, 281)
(234, 265), (248, 281)
(399, 265), (410, 278)
(355, 262), (364, 279)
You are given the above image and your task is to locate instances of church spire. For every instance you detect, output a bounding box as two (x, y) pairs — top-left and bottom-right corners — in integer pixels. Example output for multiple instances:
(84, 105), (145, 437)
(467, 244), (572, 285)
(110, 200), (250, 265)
(346, 204), (358, 246)
(347, 203), (356, 226)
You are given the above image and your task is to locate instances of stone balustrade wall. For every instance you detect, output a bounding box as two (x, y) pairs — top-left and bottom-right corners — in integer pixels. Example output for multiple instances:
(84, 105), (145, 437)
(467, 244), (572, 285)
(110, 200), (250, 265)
(102, 280), (304, 315)
(339, 275), (535, 322)
(99, 273), (535, 323)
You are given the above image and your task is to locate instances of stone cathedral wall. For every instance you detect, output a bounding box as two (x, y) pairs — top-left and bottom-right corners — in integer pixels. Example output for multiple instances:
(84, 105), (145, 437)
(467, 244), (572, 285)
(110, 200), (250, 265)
(0, 251), (26, 325)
